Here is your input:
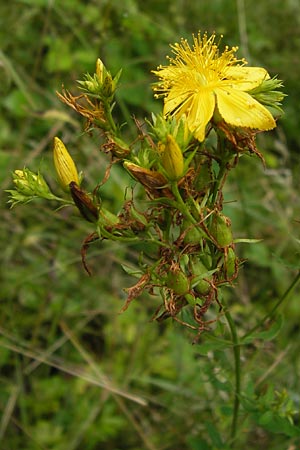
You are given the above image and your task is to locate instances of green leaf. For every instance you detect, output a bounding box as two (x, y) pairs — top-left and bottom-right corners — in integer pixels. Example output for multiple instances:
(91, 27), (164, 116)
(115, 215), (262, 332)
(241, 314), (283, 344)
(258, 414), (300, 437)
(187, 437), (211, 450)
(205, 421), (225, 448)
(196, 336), (232, 355)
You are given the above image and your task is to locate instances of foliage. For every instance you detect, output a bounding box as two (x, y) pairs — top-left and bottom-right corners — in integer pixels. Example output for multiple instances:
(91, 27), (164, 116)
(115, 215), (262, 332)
(1, 1), (300, 449)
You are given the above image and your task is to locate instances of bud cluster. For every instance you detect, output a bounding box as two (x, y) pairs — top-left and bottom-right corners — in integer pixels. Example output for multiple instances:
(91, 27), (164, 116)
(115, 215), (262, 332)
(7, 168), (58, 207)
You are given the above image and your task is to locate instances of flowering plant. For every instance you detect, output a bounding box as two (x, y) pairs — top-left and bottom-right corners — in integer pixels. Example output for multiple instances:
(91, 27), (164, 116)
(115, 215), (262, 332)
(7, 31), (292, 443)
(8, 32), (284, 338)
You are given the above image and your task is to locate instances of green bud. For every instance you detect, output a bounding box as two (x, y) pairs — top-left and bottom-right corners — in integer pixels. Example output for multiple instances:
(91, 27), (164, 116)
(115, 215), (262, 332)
(248, 76), (286, 113)
(78, 59), (121, 101)
(102, 73), (114, 98)
(172, 115), (192, 151)
(77, 74), (102, 95)
(210, 212), (233, 248)
(13, 170), (42, 196)
(7, 168), (56, 207)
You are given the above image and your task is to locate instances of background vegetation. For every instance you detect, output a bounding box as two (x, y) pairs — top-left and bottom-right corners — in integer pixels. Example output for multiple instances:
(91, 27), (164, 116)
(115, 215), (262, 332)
(1, 0), (300, 449)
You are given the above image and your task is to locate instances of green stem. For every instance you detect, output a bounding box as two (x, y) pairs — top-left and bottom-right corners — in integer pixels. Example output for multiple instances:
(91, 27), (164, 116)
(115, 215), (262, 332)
(225, 309), (241, 445)
(210, 160), (228, 208)
(170, 181), (197, 224)
(103, 98), (117, 134)
(243, 270), (300, 340)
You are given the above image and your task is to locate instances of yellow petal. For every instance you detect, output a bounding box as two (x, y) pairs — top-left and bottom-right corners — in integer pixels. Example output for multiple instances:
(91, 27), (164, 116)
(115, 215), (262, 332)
(224, 66), (270, 91)
(215, 88), (276, 130)
(186, 90), (215, 141)
(163, 90), (192, 117)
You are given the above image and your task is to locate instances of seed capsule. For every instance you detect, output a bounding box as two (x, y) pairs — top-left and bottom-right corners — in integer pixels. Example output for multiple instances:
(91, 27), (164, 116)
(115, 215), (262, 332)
(165, 266), (190, 295)
(181, 219), (203, 245)
(190, 257), (212, 296)
(210, 212), (233, 248)
(225, 247), (237, 278)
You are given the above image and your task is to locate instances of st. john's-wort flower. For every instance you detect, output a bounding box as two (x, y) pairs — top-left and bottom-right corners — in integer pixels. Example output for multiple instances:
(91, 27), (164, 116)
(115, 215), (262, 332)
(153, 32), (278, 141)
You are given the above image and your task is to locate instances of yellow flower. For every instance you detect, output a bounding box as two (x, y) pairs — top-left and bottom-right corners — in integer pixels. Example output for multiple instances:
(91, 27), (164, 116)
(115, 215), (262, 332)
(53, 137), (80, 190)
(153, 32), (276, 141)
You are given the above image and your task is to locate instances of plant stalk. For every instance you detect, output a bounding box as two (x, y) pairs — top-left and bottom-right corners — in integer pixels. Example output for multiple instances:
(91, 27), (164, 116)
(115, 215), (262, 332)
(225, 309), (241, 445)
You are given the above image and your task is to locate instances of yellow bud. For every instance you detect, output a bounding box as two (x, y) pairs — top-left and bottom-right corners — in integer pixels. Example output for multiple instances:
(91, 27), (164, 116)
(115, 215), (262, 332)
(161, 134), (184, 180)
(53, 137), (80, 190)
(96, 58), (105, 82)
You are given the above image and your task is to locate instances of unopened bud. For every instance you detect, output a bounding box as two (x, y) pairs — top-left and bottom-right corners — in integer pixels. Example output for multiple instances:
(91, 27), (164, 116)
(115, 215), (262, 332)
(53, 137), (80, 190)
(12, 169), (54, 199)
(7, 168), (56, 207)
(160, 134), (184, 180)
(96, 58), (105, 83)
(248, 76), (286, 113)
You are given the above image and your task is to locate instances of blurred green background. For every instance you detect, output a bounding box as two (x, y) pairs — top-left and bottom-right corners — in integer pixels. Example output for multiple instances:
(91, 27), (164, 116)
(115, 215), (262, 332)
(1, 1), (300, 449)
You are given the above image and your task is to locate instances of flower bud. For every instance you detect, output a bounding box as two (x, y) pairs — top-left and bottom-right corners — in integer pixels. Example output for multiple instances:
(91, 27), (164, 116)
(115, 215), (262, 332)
(160, 134), (184, 180)
(13, 169), (38, 196)
(53, 137), (80, 190)
(102, 72), (115, 98)
(248, 76), (286, 113)
(173, 115), (192, 151)
(96, 58), (105, 83)
(7, 168), (56, 206)
(13, 169), (54, 199)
